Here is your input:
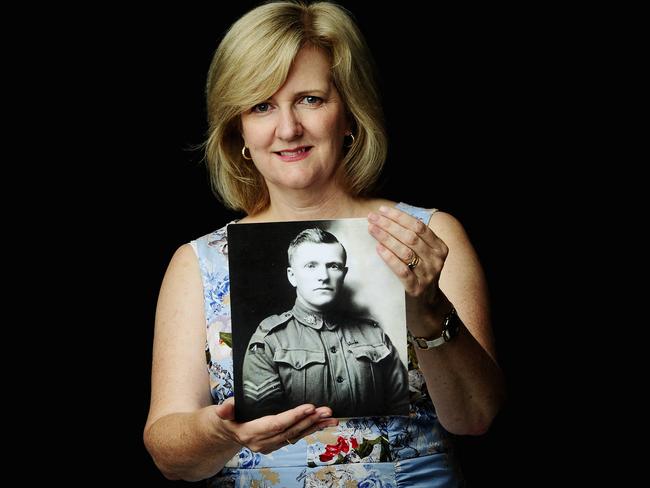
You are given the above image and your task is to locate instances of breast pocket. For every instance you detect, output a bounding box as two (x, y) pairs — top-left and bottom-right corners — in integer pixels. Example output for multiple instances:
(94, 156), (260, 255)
(348, 343), (391, 401)
(274, 349), (327, 406)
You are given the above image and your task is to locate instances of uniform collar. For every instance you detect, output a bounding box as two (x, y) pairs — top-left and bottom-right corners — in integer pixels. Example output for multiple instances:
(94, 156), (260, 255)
(292, 300), (339, 330)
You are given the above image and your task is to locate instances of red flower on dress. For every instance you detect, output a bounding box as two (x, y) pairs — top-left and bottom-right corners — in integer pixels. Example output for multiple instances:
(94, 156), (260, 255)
(318, 436), (359, 462)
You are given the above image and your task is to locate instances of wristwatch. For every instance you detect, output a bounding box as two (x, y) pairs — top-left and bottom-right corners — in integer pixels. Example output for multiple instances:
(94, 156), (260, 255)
(410, 307), (461, 350)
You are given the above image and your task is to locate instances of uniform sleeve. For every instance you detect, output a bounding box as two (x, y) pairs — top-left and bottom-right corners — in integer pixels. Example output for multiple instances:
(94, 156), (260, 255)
(381, 332), (410, 415)
(242, 335), (287, 416)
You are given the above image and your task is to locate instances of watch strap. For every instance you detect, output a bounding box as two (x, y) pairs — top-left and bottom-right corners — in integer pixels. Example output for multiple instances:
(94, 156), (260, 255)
(410, 307), (458, 350)
(413, 335), (446, 349)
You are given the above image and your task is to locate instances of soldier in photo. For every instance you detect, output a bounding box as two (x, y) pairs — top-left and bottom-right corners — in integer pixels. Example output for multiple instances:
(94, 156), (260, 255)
(242, 228), (409, 418)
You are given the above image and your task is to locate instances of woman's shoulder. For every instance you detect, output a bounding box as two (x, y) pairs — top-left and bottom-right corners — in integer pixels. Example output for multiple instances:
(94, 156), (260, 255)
(188, 220), (238, 260)
(427, 210), (467, 243)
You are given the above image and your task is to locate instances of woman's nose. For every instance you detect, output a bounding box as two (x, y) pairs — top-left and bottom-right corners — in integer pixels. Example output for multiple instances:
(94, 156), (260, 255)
(276, 108), (303, 140)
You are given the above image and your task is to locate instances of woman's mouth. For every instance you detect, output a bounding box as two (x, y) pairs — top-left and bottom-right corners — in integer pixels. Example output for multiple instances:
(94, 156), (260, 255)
(274, 146), (312, 162)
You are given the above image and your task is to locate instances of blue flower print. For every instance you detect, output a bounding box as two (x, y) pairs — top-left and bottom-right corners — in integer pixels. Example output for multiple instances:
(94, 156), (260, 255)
(237, 448), (261, 469)
(209, 359), (234, 403)
(358, 470), (395, 488)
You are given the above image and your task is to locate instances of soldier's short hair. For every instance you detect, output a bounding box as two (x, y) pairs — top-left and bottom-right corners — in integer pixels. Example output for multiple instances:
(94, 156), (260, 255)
(288, 228), (347, 266)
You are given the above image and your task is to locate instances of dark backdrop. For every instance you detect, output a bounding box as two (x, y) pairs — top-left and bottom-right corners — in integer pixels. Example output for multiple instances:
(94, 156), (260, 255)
(73, 1), (560, 485)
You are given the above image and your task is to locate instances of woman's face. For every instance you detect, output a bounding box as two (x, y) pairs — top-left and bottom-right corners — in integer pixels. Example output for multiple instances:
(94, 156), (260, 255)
(240, 46), (350, 196)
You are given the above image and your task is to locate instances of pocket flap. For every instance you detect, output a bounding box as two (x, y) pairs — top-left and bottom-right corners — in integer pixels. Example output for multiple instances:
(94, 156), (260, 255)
(273, 349), (326, 370)
(349, 344), (390, 362)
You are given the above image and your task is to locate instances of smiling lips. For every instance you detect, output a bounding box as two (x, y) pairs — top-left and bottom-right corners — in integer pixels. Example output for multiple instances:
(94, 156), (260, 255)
(274, 146), (312, 162)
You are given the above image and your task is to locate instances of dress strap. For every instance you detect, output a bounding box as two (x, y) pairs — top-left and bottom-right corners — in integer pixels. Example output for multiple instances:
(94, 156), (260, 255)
(395, 202), (438, 225)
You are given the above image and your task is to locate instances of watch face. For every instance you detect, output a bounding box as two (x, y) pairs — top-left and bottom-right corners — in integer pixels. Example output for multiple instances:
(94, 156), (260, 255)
(443, 309), (460, 342)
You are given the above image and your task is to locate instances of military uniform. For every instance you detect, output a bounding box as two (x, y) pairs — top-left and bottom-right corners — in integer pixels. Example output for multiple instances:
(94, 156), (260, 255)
(242, 300), (409, 418)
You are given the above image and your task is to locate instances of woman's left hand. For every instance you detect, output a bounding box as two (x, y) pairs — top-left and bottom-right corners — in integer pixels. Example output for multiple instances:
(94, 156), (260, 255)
(368, 206), (448, 307)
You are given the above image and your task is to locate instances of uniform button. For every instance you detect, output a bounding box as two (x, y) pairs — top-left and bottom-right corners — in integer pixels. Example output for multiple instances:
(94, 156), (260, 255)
(336, 376), (344, 383)
(330, 346), (337, 353)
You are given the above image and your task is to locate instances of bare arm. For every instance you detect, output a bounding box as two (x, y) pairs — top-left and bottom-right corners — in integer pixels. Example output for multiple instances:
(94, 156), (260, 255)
(368, 207), (505, 435)
(143, 245), (337, 481)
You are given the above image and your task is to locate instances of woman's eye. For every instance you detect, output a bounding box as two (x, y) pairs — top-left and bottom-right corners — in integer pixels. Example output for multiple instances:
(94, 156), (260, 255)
(301, 96), (323, 106)
(252, 103), (270, 113)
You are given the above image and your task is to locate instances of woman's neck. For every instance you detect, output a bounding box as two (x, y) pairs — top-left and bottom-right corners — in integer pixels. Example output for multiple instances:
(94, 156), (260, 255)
(243, 184), (372, 223)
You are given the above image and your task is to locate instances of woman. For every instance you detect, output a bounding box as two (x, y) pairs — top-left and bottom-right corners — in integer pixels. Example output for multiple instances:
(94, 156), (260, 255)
(143, 1), (505, 486)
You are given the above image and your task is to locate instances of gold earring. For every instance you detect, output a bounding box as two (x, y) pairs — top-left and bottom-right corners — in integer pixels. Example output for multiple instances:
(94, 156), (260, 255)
(345, 133), (355, 148)
(241, 145), (252, 160)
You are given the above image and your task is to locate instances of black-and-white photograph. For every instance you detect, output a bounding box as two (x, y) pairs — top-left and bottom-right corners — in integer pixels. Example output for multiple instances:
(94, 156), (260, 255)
(228, 218), (409, 421)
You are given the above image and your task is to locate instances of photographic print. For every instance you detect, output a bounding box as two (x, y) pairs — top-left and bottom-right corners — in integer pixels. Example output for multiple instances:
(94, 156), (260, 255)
(228, 218), (409, 421)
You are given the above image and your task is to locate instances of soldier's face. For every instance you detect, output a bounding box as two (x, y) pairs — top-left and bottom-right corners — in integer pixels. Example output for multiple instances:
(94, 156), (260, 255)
(287, 242), (348, 309)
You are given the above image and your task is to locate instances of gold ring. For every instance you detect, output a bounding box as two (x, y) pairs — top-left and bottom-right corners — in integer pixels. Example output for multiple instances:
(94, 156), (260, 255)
(285, 437), (294, 445)
(407, 252), (420, 270)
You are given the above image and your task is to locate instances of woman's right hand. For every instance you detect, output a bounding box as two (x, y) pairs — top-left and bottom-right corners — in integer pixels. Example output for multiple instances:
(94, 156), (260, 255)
(211, 398), (338, 455)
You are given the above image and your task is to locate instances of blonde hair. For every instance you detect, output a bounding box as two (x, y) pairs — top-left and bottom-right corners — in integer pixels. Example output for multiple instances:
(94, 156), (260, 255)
(204, 1), (387, 215)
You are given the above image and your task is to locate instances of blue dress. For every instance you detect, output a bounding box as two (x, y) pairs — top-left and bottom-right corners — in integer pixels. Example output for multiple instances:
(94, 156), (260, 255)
(191, 203), (464, 487)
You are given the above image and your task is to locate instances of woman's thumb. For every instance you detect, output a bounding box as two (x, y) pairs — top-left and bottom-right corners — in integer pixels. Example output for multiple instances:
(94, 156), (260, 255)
(213, 397), (236, 421)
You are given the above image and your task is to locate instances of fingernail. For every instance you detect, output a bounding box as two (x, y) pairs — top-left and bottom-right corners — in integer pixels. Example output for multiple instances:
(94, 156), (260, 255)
(303, 406), (315, 415)
(379, 205), (388, 213)
(319, 411), (332, 418)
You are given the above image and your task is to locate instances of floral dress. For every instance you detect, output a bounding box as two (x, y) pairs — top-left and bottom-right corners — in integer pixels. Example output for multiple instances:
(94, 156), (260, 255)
(191, 203), (464, 487)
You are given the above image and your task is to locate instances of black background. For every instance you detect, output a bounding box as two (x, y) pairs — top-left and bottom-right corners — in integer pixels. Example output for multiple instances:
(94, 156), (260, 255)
(55, 1), (569, 485)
